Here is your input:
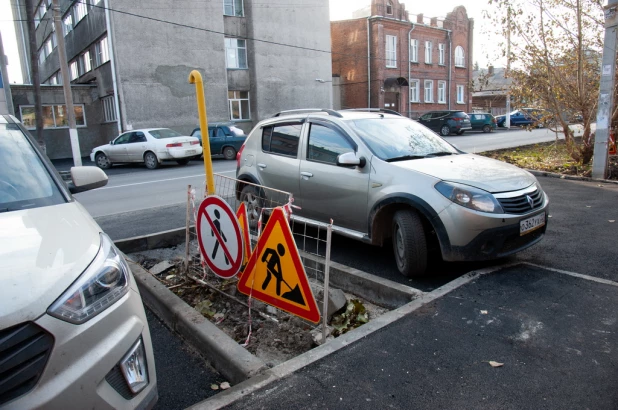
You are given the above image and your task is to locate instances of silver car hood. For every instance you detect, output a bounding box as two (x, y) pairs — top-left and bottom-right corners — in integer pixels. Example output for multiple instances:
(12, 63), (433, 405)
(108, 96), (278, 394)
(394, 153), (536, 193)
(0, 202), (101, 327)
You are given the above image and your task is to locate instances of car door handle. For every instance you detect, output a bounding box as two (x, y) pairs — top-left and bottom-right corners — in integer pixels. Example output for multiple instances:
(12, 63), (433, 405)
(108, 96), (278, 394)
(300, 172), (313, 178)
(258, 163), (267, 169)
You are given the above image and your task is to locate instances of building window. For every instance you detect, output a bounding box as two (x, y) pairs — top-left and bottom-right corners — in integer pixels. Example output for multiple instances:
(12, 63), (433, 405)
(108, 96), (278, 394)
(438, 81), (446, 103)
(424, 80), (433, 102)
(70, 61), (78, 80)
(228, 91), (250, 120)
(455, 46), (465, 67)
(63, 14), (73, 36)
(35, 2), (46, 28)
(224, 0), (244, 16)
(457, 85), (465, 103)
(75, 1), (88, 23)
(225, 38), (248, 69)
(439, 43), (445, 65)
(386, 1), (393, 14)
(79, 51), (91, 75)
(102, 95), (117, 122)
(20, 104), (86, 129)
(410, 80), (420, 102)
(95, 36), (110, 66)
(43, 36), (53, 58)
(385, 35), (397, 68)
(410, 39), (418, 63)
(425, 41), (432, 64)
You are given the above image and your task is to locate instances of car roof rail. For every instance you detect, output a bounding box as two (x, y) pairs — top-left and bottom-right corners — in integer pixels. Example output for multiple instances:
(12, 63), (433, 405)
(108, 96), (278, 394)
(272, 109), (343, 118)
(340, 108), (403, 117)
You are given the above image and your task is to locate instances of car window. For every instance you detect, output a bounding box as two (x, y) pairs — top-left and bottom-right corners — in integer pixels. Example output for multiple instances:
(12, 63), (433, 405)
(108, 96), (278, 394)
(452, 112), (468, 118)
(149, 128), (183, 139)
(114, 133), (132, 145)
(431, 112), (448, 119)
(419, 113), (432, 120)
(129, 132), (146, 143)
(262, 123), (302, 157)
(347, 117), (458, 160)
(215, 128), (226, 138)
(306, 123), (354, 165)
(0, 123), (65, 212)
(473, 114), (485, 120)
(192, 129), (201, 138)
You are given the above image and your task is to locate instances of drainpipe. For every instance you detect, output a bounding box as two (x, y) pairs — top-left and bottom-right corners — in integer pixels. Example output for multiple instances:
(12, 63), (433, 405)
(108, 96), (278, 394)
(407, 24), (415, 118)
(447, 31), (452, 110)
(367, 18), (371, 108)
(104, 0), (122, 134)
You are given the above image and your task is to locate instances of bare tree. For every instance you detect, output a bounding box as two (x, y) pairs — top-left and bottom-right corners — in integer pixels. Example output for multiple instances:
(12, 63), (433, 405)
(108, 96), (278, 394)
(24, 0), (45, 153)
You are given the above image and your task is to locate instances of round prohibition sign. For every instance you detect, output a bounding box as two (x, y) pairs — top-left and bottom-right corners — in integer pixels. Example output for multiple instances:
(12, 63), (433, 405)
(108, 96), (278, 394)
(196, 195), (244, 278)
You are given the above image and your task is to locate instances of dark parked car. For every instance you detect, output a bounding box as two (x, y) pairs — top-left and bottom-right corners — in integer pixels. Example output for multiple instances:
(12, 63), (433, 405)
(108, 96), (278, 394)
(418, 110), (472, 136)
(468, 112), (497, 133)
(495, 108), (554, 128)
(191, 123), (247, 160)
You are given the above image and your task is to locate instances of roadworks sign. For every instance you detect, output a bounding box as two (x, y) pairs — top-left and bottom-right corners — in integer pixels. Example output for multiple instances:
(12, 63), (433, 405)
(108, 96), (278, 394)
(237, 207), (320, 323)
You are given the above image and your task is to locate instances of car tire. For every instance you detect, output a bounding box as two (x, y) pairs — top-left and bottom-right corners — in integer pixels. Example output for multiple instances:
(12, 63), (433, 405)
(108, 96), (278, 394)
(392, 209), (427, 277)
(95, 152), (112, 169)
(144, 152), (159, 169)
(177, 159), (190, 166)
(240, 184), (264, 230)
(223, 146), (237, 160)
(440, 125), (451, 136)
(482, 125), (492, 133)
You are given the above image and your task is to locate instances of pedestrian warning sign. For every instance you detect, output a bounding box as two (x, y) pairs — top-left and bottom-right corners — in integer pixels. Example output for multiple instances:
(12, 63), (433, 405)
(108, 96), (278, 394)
(196, 195), (244, 279)
(236, 202), (252, 269)
(237, 207), (320, 323)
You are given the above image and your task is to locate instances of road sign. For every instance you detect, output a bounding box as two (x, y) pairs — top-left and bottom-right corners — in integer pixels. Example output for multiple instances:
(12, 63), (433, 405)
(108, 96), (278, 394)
(236, 202), (252, 269)
(196, 195), (244, 278)
(237, 207), (320, 323)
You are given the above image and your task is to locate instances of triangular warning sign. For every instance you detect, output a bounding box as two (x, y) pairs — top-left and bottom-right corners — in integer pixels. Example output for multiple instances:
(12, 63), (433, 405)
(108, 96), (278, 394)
(236, 202), (252, 269)
(237, 207), (320, 323)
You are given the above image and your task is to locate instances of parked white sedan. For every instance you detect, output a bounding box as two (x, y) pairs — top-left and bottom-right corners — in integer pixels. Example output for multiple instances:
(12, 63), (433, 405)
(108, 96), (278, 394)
(90, 128), (203, 169)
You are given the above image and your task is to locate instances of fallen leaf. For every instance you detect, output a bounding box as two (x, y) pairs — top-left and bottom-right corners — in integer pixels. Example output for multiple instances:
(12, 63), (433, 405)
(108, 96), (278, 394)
(489, 361), (504, 368)
(211, 384), (219, 390)
(220, 382), (231, 390)
(165, 274), (176, 280)
(548, 215), (552, 218)
(480, 310), (488, 315)
(609, 220), (615, 223)
(586, 206), (592, 208)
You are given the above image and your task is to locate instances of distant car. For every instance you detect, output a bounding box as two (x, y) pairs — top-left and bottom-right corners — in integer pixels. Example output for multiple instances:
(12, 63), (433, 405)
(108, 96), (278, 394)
(468, 112), (497, 133)
(191, 123), (247, 160)
(1, 114), (157, 408)
(91, 128), (202, 170)
(417, 110), (473, 136)
(495, 108), (553, 128)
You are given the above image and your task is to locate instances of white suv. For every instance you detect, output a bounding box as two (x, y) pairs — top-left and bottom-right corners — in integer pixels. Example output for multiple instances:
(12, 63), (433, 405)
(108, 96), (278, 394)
(236, 109), (549, 277)
(0, 115), (157, 409)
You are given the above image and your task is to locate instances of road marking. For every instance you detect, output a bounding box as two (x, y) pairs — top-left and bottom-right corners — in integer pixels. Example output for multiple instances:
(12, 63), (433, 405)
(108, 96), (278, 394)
(523, 262), (618, 287)
(97, 170), (236, 190)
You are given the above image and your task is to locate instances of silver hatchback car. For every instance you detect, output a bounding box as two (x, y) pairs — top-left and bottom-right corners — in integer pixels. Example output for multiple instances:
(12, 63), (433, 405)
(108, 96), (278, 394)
(235, 109), (549, 277)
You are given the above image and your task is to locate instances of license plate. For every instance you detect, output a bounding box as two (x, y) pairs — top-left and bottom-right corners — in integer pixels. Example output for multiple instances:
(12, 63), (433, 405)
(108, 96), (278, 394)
(520, 212), (545, 236)
(185, 150), (196, 155)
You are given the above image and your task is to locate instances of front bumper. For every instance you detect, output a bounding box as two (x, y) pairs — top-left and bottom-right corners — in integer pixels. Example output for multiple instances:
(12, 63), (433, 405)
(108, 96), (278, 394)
(4, 278), (157, 410)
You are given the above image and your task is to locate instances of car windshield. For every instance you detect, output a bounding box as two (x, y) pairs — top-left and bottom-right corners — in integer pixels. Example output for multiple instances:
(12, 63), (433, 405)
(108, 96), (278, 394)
(149, 128), (183, 139)
(346, 117), (459, 161)
(0, 122), (65, 212)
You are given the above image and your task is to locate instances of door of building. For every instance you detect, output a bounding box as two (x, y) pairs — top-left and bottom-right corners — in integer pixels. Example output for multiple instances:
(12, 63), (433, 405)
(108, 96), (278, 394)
(384, 92), (399, 113)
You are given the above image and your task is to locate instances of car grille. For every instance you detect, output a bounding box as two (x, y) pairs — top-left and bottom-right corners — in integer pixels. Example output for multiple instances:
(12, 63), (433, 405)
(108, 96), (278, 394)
(0, 322), (54, 406)
(497, 188), (544, 214)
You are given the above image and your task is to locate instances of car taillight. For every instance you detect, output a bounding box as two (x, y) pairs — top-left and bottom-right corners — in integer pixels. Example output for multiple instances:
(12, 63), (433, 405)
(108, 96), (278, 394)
(166, 142), (182, 148)
(236, 143), (245, 169)
(190, 140), (200, 145)
(453, 117), (462, 121)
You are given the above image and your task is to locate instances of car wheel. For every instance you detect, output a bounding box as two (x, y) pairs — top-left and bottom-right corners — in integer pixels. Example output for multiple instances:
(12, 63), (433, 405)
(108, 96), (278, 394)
(177, 159), (190, 166)
(223, 146), (237, 160)
(440, 125), (451, 136)
(144, 152), (159, 169)
(392, 209), (427, 277)
(95, 152), (112, 169)
(482, 125), (492, 133)
(240, 184), (264, 230)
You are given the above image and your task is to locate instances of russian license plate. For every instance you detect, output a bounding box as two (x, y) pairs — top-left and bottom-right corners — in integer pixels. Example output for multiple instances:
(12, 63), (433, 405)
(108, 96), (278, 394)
(185, 150), (196, 155)
(520, 212), (546, 236)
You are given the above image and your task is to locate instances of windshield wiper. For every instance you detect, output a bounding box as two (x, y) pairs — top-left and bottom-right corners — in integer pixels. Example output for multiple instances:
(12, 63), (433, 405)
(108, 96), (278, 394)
(385, 155), (426, 162)
(426, 151), (456, 157)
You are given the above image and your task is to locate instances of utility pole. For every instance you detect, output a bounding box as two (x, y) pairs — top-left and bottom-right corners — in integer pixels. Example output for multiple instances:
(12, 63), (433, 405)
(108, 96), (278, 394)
(592, 0), (618, 179)
(505, 7), (511, 129)
(52, 0), (81, 166)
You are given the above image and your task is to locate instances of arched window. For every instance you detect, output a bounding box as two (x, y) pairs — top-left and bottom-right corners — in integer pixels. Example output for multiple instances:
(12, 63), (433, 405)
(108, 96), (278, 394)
(386, 1), (393, 15)
(455, 46), (465, 67)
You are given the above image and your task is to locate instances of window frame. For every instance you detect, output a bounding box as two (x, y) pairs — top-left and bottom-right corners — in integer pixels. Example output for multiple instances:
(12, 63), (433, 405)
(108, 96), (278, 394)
(19, 104), (87, 130)
(69, 61), (78, 80)
(223, 0), (244, 17)
(424, 80), (433, 103)
(455, 46), (465, 67)
(305, 122), (356, 166)
(456, 84), (465, 104)
(102, 95), (117, 123)
(385, 35), (397, 68)
(438, 43), (445, 65)
(410, 39), (418, 63)
(409, 79), (420, 103)
(425, 41), (432, 64)
(437, 81), (446, 104)
(228, 90), (250, 121)
(225, 38), (248, 69)
(95, 36), (110, 67)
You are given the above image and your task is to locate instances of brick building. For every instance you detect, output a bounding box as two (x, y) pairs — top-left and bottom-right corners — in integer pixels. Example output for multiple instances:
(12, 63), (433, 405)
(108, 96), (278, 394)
(331, 0), (473, 118)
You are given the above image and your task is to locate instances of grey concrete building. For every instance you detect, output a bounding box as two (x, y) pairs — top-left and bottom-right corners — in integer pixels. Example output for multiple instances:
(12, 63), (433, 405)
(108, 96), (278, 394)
(0, 31), (15, 115)
(11, 0), (332, 159)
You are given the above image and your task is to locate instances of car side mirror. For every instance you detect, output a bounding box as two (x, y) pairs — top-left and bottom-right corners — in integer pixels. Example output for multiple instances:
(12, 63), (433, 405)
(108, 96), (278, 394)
(68, 166), (109, 194)
(337, 152), (366, 168)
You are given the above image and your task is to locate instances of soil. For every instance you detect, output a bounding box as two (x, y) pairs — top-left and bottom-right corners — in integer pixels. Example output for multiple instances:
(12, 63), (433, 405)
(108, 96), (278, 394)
(128, 245), (388, 368)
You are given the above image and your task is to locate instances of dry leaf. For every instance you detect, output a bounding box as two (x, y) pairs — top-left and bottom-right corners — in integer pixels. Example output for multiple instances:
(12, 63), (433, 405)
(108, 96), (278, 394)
(220, 382), (231, 390)
(489, 361), (504, 368)
(165, 274), (176, 280)
(586, 206), (592, 208)
(211, 384), (219, 390)
(480, 310), (488, 314)
(609, 220), (615, 223)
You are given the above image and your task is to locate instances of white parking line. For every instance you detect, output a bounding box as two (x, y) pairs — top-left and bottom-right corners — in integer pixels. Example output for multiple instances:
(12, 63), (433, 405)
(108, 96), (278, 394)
(523, 262), (618, 287)
(99, 170), (236, 190)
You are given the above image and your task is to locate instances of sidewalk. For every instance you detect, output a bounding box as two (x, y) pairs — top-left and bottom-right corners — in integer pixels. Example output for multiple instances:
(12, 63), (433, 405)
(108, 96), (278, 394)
(50, 156), (94, 172)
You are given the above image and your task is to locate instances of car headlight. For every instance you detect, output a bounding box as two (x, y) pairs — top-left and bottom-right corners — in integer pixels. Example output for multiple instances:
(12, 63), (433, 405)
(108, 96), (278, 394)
(48, 233), (130, 324)
(435, 181), (504, 214)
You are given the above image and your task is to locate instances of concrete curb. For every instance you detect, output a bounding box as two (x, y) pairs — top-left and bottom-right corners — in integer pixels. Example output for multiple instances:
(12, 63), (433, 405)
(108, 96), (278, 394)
(116, 227), (194, 254)
(127, 258), (267, 385)
(527, 169), (618, 185)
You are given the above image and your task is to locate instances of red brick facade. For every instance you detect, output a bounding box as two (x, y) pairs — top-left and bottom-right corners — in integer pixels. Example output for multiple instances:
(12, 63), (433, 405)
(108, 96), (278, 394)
(331, 0), (473, 118)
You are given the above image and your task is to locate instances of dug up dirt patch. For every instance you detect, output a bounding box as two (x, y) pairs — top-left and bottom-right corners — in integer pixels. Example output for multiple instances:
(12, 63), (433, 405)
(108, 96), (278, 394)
(128, 245), (389, 368)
